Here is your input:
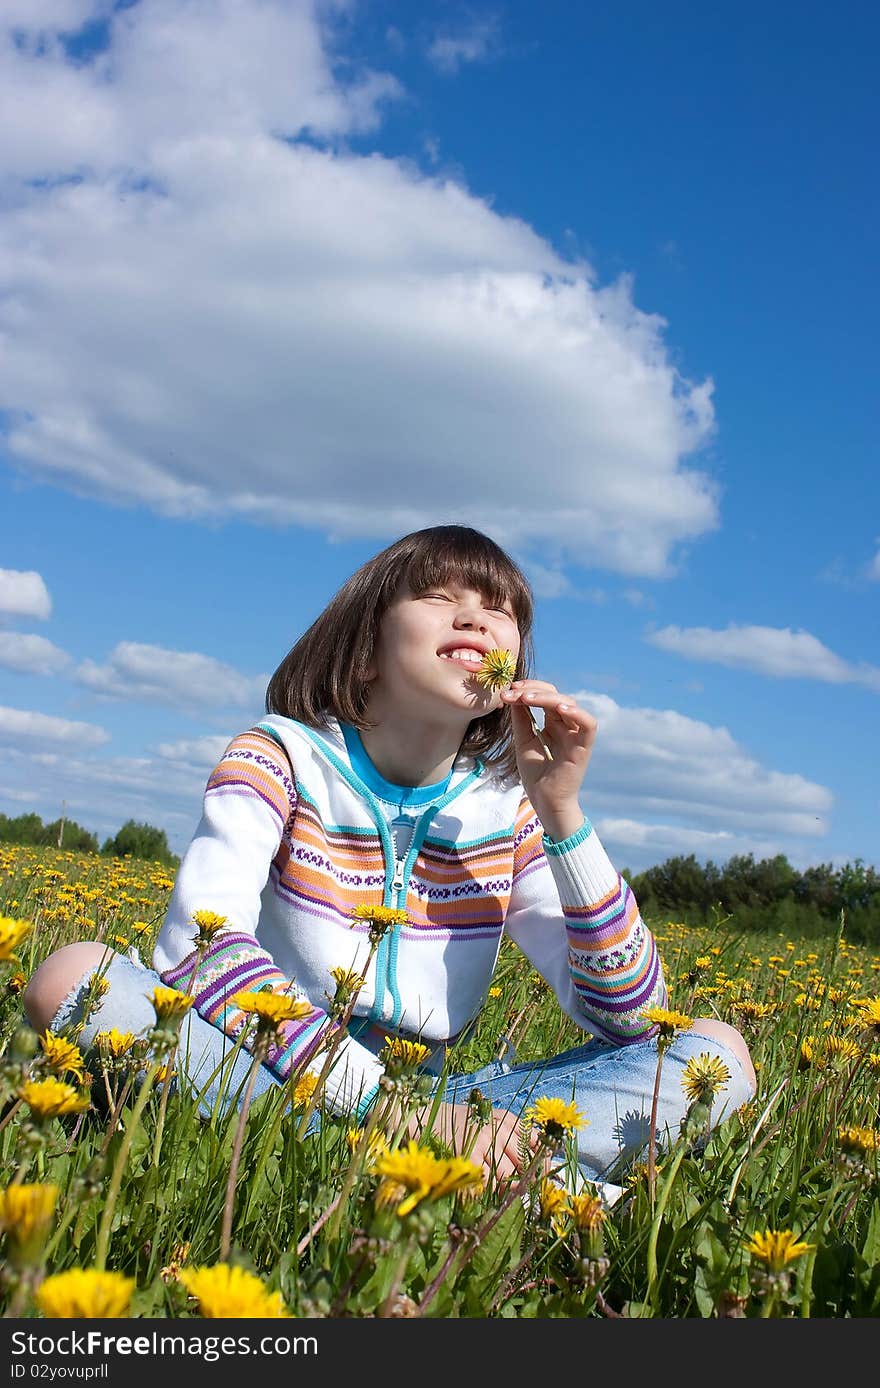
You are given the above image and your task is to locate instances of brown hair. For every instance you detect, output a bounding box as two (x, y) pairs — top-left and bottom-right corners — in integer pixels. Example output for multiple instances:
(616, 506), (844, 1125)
(265, 525), (535, 778)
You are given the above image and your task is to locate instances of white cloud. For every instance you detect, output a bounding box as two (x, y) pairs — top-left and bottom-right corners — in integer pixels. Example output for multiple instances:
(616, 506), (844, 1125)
(0, 688), (839, 864)
(573, 690), (832, 837)
(0, 568), (52, 620)
(0, 704), (109, 745)
(646, 623), (880, 690)
(0, 632), (70, 675)
(426, 18), (500, 74)
(0, 1), (717, 580)
(595, 818), (783, 862)
(156, 734), (234, 768)
(867, 545), (880, 581)
(2, 0), (103, 28)
(0, 742), (209, 845)
(74, 641), (266, 709)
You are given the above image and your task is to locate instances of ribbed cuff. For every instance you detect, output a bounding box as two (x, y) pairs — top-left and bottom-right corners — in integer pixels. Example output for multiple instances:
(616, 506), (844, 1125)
(542, 818), (624, 906)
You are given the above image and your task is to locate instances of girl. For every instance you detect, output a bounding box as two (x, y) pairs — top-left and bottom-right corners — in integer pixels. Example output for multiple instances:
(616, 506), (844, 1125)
(24, 525), (755, 1194)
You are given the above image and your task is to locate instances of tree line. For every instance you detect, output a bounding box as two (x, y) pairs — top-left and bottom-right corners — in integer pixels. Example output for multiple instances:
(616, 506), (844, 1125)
(627, 852), (880, 944)
(2, 811), (878, 942)
(0, 811), (179, 867)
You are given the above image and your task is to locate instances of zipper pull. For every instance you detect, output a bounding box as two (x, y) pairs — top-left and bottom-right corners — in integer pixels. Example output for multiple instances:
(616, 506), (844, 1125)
(391, 857), (405, 892)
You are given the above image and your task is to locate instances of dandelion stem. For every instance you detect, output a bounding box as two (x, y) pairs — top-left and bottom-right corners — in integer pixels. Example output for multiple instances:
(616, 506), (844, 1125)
(94, 1061), (161, 1272)
(417, 1231), (475, 1316)
(296, 1193), (343, 1258)
(0, 1097), (23, 1138)
(219, 1037), (267, 1263)
(378, 1238), (416, 1318)
(324, 1091), (390, 1247)
(645, 1142), (686, 1310)
(646, 1044), (666, 1207)
(99, 1071), (137, 1158)
(295, 941), (379, 1141)
(150, 1043), (179, 1168)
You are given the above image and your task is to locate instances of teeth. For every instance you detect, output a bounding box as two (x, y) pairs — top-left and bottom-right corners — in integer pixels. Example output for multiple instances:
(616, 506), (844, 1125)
(441, 649), (483, 663)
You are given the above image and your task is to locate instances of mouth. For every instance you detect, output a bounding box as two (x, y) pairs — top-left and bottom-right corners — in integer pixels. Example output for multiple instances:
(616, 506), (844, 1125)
(438, 646), (488, 672)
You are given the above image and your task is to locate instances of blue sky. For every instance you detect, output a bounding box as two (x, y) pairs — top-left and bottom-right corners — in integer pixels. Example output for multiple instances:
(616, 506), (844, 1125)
(0, 0), (877, 874)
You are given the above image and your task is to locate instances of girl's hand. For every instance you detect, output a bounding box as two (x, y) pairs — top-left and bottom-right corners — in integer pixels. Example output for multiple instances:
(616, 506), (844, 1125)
(500, 680), (597, 840)
(403, 1101), (549, 1186)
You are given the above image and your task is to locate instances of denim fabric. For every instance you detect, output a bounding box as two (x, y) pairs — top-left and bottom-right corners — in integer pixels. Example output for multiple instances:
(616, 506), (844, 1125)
(53, 950), (753, 1183)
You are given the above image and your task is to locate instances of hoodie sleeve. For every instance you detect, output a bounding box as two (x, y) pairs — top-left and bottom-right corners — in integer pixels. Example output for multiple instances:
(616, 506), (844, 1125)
(152, 728), (384, 1118)
(504, 796), (667, 1043)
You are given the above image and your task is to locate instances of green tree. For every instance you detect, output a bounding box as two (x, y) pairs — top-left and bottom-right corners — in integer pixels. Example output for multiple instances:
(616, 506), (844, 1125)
(0, 811), (98, 852)
(101, 819), (178, 866)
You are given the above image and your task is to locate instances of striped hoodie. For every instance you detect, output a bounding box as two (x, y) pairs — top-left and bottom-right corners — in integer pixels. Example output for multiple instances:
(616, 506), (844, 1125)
(153, 715), (667, 1118)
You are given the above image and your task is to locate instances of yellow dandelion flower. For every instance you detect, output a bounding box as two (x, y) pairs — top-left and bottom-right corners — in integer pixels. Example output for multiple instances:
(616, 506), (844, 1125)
(852, 997), (880, 1040)
(328, 966), (366, 1010)
(798, 1037), (818, 1071)
(233, 991), (314, 1029)
(642, 1005), (693, 1038)
(822, 1035), (861, 1064)
(130, 921), (151, 935)
(191, 910), (228, 943)
(291, 1071), (320, 1109)
(475, 647), (518, 691)
(346, 1127), (389, 1161)
(160, 1242), (191, 1285)
(149, 986), (194, 1024)
(372, 1141), (483, 1217)
(40, 1031), (87, 1082)
(0, 1183), (58, 1245)
(568, 1191), (606, 1234)
(745, 1229), (814, 1272)
(488, 986), (502, 998)
(352, 904), (407, 928)
(732, 1000), (776, 1022)
(6, 970), (26, 995)
(793, 992), (822, 1011)
(866, 1052), (880, 1076)
(0, 915), (31, 962)
(330, 966), (363, 989)
(379, 1035), (431, 1075)
(538, 1177), (570, 1230)
(523, 1096), (587, 1141)
(36, 1268), (135, 1319)
(19, 1077), (91, 1119)
(681, 1053), (731, 1104)
(95, 1029), (137, 1058)
(178, 1264), (289, 1318)
(837, 1125), (880, 1157)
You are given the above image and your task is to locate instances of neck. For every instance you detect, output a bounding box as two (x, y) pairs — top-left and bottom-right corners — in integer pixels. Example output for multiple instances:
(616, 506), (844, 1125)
(357, 699), (469, 787)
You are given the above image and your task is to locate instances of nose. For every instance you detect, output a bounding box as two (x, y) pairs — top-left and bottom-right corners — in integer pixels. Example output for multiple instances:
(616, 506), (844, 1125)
(453, 602), (488, 632)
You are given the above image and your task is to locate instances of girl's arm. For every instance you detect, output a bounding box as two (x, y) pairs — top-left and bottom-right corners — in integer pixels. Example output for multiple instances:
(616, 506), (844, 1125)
(504, 796), (667, 1044)
(152, 728), (384, 1119)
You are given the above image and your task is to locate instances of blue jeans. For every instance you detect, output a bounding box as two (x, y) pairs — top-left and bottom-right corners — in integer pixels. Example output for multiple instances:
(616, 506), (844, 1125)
(53, 951), (754, 1186)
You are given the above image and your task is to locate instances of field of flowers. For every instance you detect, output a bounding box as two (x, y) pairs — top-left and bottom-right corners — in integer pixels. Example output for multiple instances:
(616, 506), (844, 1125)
(1, 842), (879, 1319)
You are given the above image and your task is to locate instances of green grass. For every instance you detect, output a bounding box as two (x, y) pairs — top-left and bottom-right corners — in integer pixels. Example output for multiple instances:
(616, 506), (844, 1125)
(1, 843), (879, 1318)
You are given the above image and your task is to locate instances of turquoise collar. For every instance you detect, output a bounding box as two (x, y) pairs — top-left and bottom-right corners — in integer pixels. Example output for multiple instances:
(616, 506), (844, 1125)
(340, 722), (453, 808)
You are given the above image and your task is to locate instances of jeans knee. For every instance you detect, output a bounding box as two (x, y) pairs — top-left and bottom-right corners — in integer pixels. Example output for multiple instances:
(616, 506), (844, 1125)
(23, 941), (118, 1034)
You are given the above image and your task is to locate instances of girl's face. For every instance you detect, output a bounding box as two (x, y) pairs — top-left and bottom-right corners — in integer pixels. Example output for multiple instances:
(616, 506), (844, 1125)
(366, 580), (522, 725)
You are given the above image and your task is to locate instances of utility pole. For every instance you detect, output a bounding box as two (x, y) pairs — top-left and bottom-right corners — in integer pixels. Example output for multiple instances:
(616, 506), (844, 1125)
(57, 800), (66, 848)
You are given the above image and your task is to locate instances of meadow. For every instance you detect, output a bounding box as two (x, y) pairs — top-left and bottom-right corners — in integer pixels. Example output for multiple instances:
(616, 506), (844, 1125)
(1, 843), (879, 1319)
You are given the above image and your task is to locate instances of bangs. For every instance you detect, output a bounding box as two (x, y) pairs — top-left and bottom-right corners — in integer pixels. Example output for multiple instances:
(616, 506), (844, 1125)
(397, 529), (533, 628)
